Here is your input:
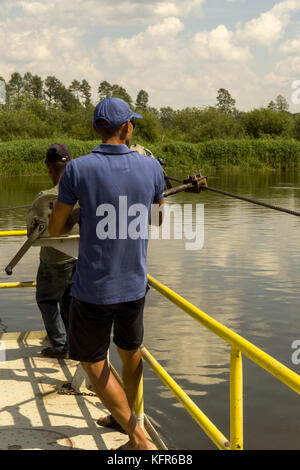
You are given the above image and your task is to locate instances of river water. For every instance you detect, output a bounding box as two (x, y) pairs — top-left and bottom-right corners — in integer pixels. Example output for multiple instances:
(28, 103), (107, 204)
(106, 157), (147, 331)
(0, 170), (300, 450)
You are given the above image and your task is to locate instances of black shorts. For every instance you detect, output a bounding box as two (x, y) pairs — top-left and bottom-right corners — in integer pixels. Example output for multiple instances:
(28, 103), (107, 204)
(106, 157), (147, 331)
(68, 296), (145, 362)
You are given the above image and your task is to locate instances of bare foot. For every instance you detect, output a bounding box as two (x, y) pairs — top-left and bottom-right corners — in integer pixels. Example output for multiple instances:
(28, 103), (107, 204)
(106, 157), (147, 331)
(112, 439), (153, 451)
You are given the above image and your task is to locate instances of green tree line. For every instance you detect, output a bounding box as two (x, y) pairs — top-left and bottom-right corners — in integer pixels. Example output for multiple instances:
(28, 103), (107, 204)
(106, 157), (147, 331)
(1, 73), (300, 144)
(2, 137), (300, 176)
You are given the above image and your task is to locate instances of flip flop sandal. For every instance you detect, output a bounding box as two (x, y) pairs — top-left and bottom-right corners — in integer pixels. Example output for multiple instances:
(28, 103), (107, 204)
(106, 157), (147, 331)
(96, 415), (126, 434)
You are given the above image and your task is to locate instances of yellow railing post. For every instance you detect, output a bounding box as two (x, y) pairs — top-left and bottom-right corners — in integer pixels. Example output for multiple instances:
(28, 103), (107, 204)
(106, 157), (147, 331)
(135, 370), (145, 429)
(140, 345), (230, 450)
(230, 347), (243, 450)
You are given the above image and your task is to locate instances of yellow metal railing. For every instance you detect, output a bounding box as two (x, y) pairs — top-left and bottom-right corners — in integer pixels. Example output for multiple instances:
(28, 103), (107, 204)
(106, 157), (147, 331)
(0, 230), (27, 237)
(145, 274), (300, 450)
(0, 281), (36, 289)
(139, 345), (230, 450)
(1, 230), (300, 450)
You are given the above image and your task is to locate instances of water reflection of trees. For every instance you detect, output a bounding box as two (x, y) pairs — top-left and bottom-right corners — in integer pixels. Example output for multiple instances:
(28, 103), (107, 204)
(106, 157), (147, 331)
(0, 176), (49, 229)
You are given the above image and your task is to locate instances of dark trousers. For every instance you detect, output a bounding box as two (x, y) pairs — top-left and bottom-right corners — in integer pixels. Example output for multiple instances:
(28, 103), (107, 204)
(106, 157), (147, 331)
(36, 260), (76, 352)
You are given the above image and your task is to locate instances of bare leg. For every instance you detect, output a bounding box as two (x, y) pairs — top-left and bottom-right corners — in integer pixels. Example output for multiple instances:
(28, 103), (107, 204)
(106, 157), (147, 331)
(81, 358), (152, 450)
(117, 347), (143, 412)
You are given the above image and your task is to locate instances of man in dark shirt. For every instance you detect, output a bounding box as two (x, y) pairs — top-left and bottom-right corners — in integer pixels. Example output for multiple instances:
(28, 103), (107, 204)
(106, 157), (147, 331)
(48, 98), (164, 450)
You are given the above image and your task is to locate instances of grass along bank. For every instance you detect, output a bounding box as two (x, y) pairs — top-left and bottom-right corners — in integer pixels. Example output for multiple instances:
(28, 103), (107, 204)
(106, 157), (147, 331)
(1, 138), (300, 176)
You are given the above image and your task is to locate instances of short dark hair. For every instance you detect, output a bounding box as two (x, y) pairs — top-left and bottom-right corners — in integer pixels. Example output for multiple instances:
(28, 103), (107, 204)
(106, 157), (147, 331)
(95, 119), (123, 140)
(46, 161), (68, 180)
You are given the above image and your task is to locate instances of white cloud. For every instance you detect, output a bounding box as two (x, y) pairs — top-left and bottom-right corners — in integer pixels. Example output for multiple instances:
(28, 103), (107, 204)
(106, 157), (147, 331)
(193, 25), (252, 62)
(266, 56), (300, 84)
(154, 0), (205, 17)
(236, 0), (300, 46)
(147, 16), (185, 36)
(0, 0), (205, 27)
(97, 18), (258, 110)
(153, 2), (180, 16)
(18, 1), (53, 14)
(99, 20), (251, 72)
(0, 0), (299, 112)
(280, 37), (300, 54)
(0, 0), (205, 92)
(99, 17), (185, 69)
(0, 22), (83, 63)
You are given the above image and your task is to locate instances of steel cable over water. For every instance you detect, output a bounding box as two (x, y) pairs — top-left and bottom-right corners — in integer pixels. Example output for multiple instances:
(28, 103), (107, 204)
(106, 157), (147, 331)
(164, 175), (300, 218)
(1, 176), (300, 217)
(0, 205), (31, 211)
(203, 186), (300, 218)
(2, 172), (299, 217)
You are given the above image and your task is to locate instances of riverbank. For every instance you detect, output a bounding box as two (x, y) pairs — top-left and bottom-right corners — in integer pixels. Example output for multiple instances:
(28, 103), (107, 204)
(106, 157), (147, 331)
(1, 138), (300, 175)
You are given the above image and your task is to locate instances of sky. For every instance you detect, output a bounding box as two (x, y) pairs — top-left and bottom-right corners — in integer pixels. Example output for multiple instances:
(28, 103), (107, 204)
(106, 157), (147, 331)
(0, 0), (300, 111)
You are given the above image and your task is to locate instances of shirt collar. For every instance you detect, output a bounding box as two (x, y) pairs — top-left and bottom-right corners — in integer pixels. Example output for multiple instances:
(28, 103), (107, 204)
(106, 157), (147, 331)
(92, 143), (133, 155)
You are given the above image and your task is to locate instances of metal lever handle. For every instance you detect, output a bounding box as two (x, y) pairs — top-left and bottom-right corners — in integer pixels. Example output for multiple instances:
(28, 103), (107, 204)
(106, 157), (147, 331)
(5, 222), (46, 275)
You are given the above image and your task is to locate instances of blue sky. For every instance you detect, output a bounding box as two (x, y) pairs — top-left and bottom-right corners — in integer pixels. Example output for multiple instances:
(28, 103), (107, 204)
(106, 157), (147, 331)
(0, 0), (300, 111)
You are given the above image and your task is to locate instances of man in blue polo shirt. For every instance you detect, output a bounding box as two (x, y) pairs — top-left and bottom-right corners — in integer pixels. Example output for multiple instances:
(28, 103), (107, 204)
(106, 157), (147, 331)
(48, 97), (164, 451)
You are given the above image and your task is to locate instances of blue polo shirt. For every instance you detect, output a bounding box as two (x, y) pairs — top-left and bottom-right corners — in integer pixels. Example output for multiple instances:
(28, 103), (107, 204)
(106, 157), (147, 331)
(58, 143), (164, 305)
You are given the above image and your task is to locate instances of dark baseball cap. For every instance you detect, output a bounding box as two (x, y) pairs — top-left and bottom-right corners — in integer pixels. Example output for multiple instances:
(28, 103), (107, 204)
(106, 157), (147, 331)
(93, 97), (143, 128)
(45, 143), (71, 163)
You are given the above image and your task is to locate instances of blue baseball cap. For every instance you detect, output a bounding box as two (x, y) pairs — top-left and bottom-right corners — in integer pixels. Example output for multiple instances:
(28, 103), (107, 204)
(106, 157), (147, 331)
(93, 97), (143, 128)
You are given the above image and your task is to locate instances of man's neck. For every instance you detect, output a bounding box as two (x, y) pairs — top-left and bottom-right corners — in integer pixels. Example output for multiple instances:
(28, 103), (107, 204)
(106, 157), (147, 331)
(102, 137), (128, 145)
(51, 173), (63, 187)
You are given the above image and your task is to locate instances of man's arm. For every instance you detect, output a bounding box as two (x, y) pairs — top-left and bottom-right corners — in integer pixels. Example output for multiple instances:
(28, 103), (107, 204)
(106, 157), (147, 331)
(150, 159), (165, 227)
(48, 200), (80, 237)
(150, 198), (164, 227)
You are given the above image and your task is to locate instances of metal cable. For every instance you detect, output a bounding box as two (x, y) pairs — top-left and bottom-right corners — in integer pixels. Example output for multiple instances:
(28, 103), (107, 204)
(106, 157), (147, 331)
(164, 175), (185, 184)
(164, 174), (300, 218)
(1, 178), (299, 218)
(0, 205), (31, 211)
(203, 186), (300, 218)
